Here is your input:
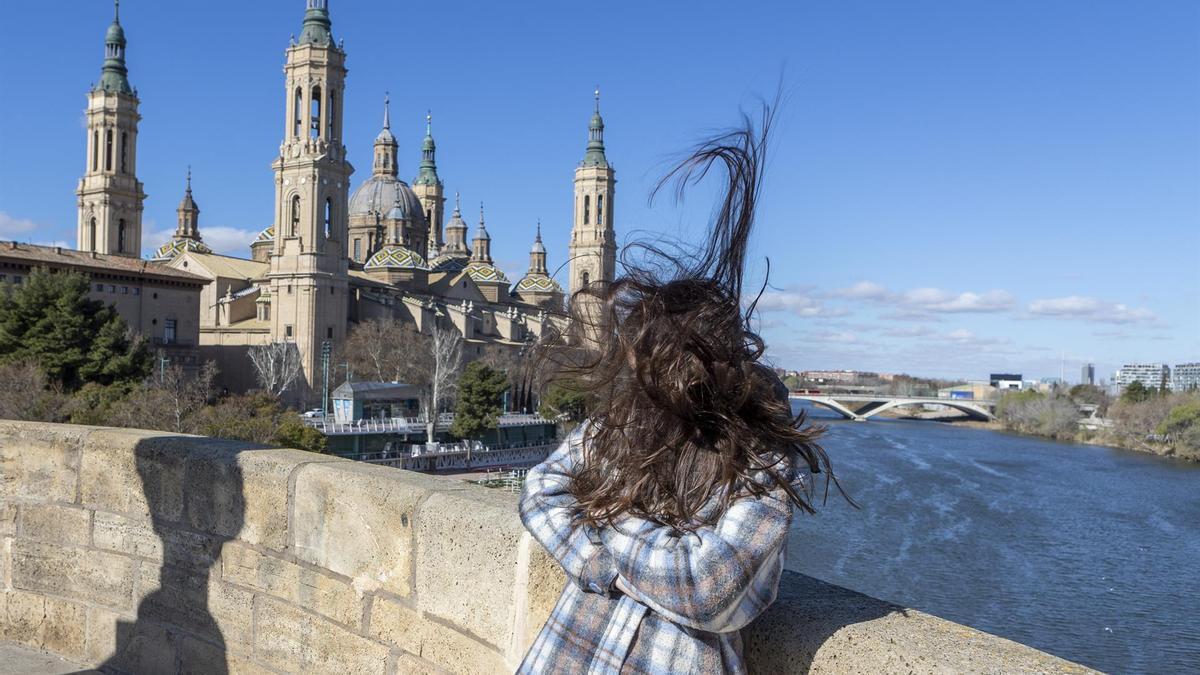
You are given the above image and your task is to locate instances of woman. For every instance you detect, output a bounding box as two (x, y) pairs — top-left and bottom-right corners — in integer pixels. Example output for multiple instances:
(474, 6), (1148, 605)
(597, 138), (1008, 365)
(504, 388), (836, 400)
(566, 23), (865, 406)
(518, 105), (840, 674)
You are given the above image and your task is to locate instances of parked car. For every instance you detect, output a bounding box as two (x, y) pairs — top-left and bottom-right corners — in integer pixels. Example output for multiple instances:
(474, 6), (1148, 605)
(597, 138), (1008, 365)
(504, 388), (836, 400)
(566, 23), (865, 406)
(301, 409), (325, 419)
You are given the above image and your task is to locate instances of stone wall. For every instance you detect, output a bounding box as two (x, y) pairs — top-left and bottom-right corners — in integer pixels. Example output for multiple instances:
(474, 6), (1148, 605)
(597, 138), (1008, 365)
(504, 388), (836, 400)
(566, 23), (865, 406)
(0, 422), (1094, 674)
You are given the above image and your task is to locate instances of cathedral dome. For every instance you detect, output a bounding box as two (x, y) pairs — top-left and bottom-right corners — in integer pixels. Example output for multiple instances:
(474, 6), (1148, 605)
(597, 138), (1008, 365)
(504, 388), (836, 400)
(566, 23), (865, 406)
(429, 254), (469, 273)
(254, 225), (275, 243)
(364, 244), (429, 271)
(349, 176), (425, 224)
(463, 261), (509, 284)
(513, 275), (562, 294)
(151, 237), (212, 262)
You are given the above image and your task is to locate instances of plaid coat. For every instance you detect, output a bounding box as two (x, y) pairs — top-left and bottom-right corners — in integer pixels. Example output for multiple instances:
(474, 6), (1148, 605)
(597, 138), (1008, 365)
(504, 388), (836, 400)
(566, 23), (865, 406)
(517, 427), (797, 674)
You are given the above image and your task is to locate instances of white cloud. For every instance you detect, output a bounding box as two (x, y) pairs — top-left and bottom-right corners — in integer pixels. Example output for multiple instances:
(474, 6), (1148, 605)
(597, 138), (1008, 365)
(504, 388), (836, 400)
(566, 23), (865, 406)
(1028, 296), (1156, 324)
(831, 281), (1014, 314)
(0, 212), (41, 239)
(756, 289), (847, 318)
(146, 225), (258, 257)
(883, 325), (935, 338)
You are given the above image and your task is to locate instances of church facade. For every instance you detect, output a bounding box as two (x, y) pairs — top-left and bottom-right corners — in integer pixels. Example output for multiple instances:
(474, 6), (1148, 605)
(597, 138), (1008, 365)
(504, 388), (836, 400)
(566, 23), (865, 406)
(75, 1), (619, 398)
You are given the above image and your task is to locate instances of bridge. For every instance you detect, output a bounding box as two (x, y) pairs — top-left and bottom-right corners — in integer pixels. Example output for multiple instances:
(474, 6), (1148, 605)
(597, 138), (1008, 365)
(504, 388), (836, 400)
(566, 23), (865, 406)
(791, 393), (997, 422)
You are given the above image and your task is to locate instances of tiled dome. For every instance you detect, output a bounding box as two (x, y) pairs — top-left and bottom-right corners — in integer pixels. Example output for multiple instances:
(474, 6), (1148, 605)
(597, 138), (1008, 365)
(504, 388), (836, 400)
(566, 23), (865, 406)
(364, 244), (429, 271)
(151, 238), (212, 262)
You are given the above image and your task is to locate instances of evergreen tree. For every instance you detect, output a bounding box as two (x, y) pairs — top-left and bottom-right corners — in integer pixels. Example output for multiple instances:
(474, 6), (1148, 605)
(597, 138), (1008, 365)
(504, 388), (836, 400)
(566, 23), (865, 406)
(451, 362), (509, 440)
(0, 268), (150, 390)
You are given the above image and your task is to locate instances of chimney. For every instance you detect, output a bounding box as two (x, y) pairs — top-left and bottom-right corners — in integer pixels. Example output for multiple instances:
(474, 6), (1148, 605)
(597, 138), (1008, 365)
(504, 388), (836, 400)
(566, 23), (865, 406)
(54, 246), (62, 255)
(8, 241), (16, 250)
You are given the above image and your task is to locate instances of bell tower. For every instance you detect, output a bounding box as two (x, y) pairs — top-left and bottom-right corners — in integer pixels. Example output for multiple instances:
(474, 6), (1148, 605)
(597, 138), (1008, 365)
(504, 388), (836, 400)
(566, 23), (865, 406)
(568, 88), (617, 300)
(268, 0), (353, 397)
(77, 0), (146, 257)
(412, 112), (445, 260)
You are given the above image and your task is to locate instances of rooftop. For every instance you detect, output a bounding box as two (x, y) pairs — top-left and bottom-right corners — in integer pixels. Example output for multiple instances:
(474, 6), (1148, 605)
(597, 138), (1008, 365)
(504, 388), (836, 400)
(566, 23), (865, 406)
(0, 241), (206, 285)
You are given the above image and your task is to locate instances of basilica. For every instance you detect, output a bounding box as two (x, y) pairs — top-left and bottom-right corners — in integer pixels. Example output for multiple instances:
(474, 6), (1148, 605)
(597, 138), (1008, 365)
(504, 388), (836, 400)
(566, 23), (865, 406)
(70, 0), (618, 396)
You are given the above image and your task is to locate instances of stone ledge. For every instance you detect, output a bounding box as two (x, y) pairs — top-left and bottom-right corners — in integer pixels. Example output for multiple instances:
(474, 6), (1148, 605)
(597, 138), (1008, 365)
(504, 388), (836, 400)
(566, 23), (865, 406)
(0, 421), (1097, 674)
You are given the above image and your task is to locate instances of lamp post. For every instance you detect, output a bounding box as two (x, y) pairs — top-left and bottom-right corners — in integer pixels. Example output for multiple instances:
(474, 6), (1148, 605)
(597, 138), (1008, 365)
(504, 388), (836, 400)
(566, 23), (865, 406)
(321, 340), (332, 418)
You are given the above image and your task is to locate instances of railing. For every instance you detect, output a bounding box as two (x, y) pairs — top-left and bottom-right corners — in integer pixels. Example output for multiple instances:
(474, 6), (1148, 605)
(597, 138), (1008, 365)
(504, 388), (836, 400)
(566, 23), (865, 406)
(347, 439), (557, 463)
(307, 412), (551, 436)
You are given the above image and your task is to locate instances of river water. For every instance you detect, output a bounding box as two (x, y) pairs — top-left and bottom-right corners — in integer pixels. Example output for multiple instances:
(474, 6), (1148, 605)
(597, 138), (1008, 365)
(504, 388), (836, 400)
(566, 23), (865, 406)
(786, 402), (1200, 674)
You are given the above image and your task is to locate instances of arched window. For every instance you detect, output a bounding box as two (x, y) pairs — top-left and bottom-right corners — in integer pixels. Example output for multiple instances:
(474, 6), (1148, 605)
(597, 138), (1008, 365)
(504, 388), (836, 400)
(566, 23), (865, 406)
(324, 198), (333, 239)
(293, 87), (303, 138)
(327, 89), (336, 139)
(581, 271), (590, 287)
(597, 195), (604, 227)
(310, 86), (322, 139)
(290, 195), (301, 236)
(104, 129), (113, 171)
(583, 195), (590, 225)
(88, 217), (97, 252)
(92, 131), (99, 172)
(120, 132), (128, 174)
(117, 219), (127, 253)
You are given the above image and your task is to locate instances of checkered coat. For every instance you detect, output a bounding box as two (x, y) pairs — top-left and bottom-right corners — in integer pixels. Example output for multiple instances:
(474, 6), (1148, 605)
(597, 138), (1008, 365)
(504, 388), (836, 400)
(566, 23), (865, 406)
(517, 427), (798, 674)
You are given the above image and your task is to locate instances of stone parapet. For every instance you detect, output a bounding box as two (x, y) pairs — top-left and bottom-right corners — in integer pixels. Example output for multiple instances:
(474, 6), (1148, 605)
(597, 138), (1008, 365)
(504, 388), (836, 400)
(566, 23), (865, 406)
(0, 421), (1096, 674)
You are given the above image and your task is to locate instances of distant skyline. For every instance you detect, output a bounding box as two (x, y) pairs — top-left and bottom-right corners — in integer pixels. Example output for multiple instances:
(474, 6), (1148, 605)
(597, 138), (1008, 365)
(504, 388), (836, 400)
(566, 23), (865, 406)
(0, 0), (1195, 381)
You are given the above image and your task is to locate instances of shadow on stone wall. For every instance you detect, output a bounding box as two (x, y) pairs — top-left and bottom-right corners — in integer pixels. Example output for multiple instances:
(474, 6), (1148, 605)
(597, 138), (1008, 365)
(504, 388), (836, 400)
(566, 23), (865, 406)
(98, 438), (246, 674)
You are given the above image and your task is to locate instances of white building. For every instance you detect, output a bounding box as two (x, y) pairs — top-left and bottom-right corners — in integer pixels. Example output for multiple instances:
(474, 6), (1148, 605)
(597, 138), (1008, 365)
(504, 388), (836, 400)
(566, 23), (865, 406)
(1113, 364), (1170, 391)
(1172, 363), (1200, 392)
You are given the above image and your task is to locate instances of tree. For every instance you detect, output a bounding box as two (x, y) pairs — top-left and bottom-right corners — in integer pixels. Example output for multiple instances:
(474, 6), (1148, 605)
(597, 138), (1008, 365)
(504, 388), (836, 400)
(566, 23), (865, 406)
(450, 361), (508, 440)
(248, 342), (303, 397)
(194, 391), (327, 453)
(0, 267), (149, 390)
(342, 318), (423, 384)
(0, 360), (66, 422)
(1121, 380), (1151, 404)
(539, 380), (587, 424)
(419, 326), (463, 442)
(155, 360), (219, 433)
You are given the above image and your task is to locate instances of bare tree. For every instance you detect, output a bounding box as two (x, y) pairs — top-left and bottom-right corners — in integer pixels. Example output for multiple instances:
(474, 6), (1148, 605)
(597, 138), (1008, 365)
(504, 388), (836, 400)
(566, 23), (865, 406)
(157, 360), (219, 433)
(248, 342), (303, 397)
(342, 318), (424, 384)
(421, 326), (463, 442)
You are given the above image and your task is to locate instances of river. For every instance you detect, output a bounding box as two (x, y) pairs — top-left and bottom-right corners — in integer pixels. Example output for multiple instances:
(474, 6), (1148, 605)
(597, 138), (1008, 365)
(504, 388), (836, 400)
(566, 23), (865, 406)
(786, 402), (1200, 674)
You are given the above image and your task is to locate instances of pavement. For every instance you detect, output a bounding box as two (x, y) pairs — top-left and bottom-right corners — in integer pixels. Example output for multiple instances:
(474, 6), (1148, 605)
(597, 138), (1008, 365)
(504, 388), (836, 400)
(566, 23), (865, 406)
(0, 642), (98, 674)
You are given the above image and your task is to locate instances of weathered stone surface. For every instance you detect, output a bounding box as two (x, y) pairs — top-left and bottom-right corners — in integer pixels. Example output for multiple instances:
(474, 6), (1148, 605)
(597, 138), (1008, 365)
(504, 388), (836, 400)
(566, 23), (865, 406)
(18, 504), (91, 547)
(0, 503), (16, 536)
(0, 422), (88, 503)
(10, 541), (134, 611)
(521, 534), (567, 649)
(222, 543), (362, 629)
(253, 596), (389, 674)
(102, 616), (178, 675)
(1, 537), (9, 591)
(392, 652), (449, 675)
(188, 446), (310, 552)
(179, 635), (275, 675)
(84, 606), (122, 665)
(92, 511), (163, 561)
(414, 488), (525, 650)
(135, 562), (253, 651)
(80, 429), (186, 522)
(366, 594), (424, 654)
(291, 462), (457, 598)
(0, 590), (88, 661)
(367, 594), (506, 675)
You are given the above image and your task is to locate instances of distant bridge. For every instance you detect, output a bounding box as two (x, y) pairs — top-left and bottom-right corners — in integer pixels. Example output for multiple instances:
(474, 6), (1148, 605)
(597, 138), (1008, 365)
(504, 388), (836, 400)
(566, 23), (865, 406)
(790, 393), (996, 422)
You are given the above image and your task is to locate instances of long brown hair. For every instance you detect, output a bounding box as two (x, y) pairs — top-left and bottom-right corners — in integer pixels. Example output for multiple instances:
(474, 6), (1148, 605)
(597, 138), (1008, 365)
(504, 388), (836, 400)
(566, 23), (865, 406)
(539, 103), (841, 532)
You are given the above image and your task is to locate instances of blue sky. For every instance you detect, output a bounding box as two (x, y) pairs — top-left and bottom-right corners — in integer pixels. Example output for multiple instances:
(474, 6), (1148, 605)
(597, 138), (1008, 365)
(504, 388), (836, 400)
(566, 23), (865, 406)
(0, 1), (1196, 381)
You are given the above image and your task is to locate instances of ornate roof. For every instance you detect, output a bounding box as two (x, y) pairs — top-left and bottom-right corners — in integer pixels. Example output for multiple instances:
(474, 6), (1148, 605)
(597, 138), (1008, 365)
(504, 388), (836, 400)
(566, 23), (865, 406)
(513, 275), (563, 293)
(252, 225), (274, 244)
(151, 237), (212, 262)
(349, 175), (425, 222)
(364, 244), (429, 271)
(463, 261), (509, 284)
(430, 253), (469, 273)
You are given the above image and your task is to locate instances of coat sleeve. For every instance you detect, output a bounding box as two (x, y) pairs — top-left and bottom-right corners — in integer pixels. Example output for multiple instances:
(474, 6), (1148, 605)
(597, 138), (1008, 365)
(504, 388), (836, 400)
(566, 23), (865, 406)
(600, 486), (792, 633)
(518, 429), (620, 596)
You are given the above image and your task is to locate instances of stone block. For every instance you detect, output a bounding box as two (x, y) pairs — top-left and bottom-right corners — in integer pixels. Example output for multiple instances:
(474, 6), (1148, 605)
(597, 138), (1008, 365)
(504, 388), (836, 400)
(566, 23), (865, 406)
(188, 446), (308, 552)
(291, 462), (456, 598)
(222, 543), (362, 629)
(253, 596), (390, 674)
(521, 534), (567, 649)
(135, 561), (253, 650)
(418, 624), (510, 675)
(413, 488), (526, 649)
(10, 541), (134, 611)
(0, 502), (16, 536)
(18, 503), (91, 547)
(1, 537), (9, 591)
(180, 635), (276, 675)
(85, 605), (122, 664)
(0, 589), (88, 661)
(81, 429), (187, 523)
(0, 422), (88, 503)
(103, 615), (179, 675)
(93, 511), (164, 560)
(392, 653), (449, 675)
(366, 594), (425, 654)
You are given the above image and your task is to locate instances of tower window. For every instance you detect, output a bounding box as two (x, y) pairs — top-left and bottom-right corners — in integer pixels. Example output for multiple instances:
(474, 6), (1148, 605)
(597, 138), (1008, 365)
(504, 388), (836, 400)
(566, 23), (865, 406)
(353, 239), (361, 261)
(327, 89), (336, 139)
(92, 131), (99, 172)
(324, 198), (333, 239)
(293, 87), (303, 138)
(120, 132), (128, 174)
(105, 130), (113, 171)
(582, 271), (590, 287)
(311, 86), (323, 140)
(583, 195), (590, 225)
(88, 217), (97, 252)
(117, 219), (127, 253)
(597, 195), (604, 226)
(285, 325), (294, 338)
(290, 195), (301, 236)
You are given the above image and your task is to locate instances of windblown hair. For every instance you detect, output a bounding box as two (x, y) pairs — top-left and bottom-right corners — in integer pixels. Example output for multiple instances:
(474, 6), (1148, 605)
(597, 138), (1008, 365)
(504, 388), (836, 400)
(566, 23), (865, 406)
(537, 103), (842, 532)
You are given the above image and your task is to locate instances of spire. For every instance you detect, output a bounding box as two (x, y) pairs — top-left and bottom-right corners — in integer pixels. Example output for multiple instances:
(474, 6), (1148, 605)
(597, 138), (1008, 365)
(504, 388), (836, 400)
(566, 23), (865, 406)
(471, 202), (492, 263)
(373, 93), (398, 177)
(443, 192), (469, 255)
(298, 0), (334, 47)
(583, 86), (607, 167)
(383, 93), (391, 130)
(415, 110), (440, 186)
(176, 167), (201, 240)
(97, 0), (133, 95)
(529, 220), (548, 274)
